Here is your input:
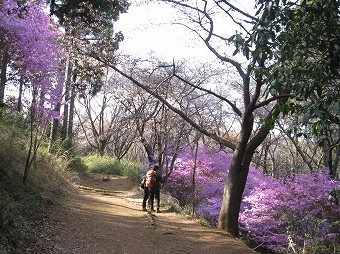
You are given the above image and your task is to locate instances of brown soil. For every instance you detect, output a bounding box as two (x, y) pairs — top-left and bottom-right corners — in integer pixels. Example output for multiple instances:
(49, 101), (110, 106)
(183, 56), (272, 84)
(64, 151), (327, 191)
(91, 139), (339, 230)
(29, 173), (257, 254)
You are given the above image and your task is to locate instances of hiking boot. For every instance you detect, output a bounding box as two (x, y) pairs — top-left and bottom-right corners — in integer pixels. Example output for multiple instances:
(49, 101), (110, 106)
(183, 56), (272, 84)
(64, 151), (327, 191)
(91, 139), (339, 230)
(156, 208), (160, 213)
(142, 207), (147, 211)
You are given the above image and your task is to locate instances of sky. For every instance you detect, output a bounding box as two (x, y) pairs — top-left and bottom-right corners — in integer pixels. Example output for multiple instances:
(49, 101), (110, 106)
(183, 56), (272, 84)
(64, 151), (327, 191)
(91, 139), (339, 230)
(114, 1), (218, 62)
(5, 0), (256, 104)
(113, 0), (256, 109)
(114, 0), (256, 63)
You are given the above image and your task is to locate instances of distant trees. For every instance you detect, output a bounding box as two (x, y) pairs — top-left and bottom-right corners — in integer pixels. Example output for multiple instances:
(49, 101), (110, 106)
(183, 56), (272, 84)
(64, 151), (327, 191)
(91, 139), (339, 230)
(75, 72), (137, 158)
(77, 92), (114, 156)
(253, 120), (324, 177)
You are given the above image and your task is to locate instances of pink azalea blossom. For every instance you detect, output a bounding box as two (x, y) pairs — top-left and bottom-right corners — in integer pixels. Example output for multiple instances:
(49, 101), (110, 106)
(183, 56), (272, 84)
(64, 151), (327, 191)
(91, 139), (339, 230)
(0, 0), (66, 120)
(166, 146), (340, 252)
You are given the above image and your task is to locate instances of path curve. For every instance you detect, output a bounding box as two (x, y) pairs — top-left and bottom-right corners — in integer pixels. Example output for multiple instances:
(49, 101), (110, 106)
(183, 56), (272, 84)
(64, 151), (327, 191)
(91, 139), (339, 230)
(30, 174), (257, 254)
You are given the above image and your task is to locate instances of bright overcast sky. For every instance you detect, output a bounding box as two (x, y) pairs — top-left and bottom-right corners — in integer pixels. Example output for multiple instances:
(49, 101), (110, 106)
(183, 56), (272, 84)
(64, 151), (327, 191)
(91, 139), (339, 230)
(114, 0), (256, 62)
(114, 1), (217, 62)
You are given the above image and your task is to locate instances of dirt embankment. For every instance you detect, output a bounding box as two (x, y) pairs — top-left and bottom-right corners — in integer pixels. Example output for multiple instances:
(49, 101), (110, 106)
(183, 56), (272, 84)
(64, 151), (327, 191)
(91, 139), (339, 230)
(29, 174), (258, 254)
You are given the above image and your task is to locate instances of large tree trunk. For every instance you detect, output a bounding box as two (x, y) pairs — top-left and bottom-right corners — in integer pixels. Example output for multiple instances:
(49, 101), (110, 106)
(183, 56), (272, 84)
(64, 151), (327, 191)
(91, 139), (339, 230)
(61, 89), (69, 140)
(140, 137), (157, 163)
(218, 106), (279, 235)
(218, 109), (254, 235)
(263, 143), (269, 175)
(324, 126), (340, 179)
(218, 149), (251, 235)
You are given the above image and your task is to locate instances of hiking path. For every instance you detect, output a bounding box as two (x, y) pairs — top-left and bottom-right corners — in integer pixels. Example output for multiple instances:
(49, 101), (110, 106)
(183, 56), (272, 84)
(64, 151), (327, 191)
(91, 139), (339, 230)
(30, 173), (258, 254)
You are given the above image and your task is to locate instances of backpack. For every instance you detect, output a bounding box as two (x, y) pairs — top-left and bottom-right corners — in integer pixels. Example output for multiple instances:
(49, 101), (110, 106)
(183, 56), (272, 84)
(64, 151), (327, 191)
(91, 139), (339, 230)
(145, 169), (156, 188)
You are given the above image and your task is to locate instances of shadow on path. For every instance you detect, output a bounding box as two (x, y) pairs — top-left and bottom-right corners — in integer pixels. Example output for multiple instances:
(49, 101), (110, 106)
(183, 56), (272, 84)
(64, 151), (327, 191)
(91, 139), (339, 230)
(30, 174), (258, 254)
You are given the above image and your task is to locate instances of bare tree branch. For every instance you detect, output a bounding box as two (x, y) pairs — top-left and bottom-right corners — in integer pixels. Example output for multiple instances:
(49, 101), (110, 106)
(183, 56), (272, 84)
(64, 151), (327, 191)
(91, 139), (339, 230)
(89, 53), (237, 150)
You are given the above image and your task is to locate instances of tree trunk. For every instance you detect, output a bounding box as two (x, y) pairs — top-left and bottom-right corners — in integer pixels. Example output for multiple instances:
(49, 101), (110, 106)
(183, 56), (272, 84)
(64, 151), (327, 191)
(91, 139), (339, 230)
(334, 141), (340, 179)
(0, 48), (8, 106)
(140, 137), (156, 163)
(99, 143), (105, 156)
(17, 76), (24, 112)
(61, 57), (73, 140)
(67, 62), (77, 138)
(218, 147), (251, 235)
(67, 81), (76, 137)
(23, 125), (35, 183)
(23, 86), (42, 183)
(321, 126), (340, 179)
(165, 139), (182, 178)
(218, 109), (254, 235)
(191, 132), (199, 216)
(23, 123), (47, 183)
(218, 105), (279, 235)
(323, 129), (332, 176)
(62, 94), (69, 140)
(263, 143), (269, 175)
(48, 103), (61, 153)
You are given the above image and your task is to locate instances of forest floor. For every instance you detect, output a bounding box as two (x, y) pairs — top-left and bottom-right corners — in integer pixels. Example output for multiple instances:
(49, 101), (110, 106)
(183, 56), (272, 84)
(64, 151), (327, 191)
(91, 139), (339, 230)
(28, 173), (258, 254)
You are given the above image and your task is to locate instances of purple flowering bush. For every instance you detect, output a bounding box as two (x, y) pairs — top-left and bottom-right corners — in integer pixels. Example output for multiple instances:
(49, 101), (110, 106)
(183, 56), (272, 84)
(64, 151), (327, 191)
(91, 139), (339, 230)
(241, 173), (340, 253)
(166, 146), (340, 253)
(166, 146), (227, 206)
(0, 0), (66, 121)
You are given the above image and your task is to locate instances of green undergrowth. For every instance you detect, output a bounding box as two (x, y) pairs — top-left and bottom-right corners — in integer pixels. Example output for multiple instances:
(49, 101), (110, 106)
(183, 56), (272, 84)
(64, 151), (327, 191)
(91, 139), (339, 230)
(0, 111), (142, 253)
(0, 115), (72, 253)
(72, 154), (142, 183)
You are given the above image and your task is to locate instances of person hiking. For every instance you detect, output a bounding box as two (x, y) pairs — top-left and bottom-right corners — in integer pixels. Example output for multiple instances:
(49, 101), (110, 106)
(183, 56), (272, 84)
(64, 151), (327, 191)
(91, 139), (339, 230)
(148, 164), (164, 213)
(141, 163), (153, 211)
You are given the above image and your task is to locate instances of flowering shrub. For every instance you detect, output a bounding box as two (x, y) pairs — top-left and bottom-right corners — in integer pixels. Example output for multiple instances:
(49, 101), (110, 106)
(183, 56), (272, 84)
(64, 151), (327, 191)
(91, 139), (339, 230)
(0, 0), (65, 120)
(166, 146), (340, 253)
(166, 146), (228, 207)
(241, 173), (340, 253)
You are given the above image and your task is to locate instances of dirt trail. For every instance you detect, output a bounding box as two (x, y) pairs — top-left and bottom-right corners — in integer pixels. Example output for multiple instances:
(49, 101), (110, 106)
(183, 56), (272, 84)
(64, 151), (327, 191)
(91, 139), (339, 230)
(31, 174), (257, 254)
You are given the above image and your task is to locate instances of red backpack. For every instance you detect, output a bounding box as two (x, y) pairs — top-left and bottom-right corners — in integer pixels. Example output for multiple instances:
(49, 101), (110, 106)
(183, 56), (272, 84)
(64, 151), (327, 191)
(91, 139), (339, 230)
(145, 170), (156, 188)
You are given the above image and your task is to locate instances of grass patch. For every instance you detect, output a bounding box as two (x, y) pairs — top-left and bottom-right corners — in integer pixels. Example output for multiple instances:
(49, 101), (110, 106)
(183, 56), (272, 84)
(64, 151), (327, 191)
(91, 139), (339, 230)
(81, 154), (123, 175)
(78, 154), (142, 182)
(0, 156), (71, 253)
(0, 112), (72, 253)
